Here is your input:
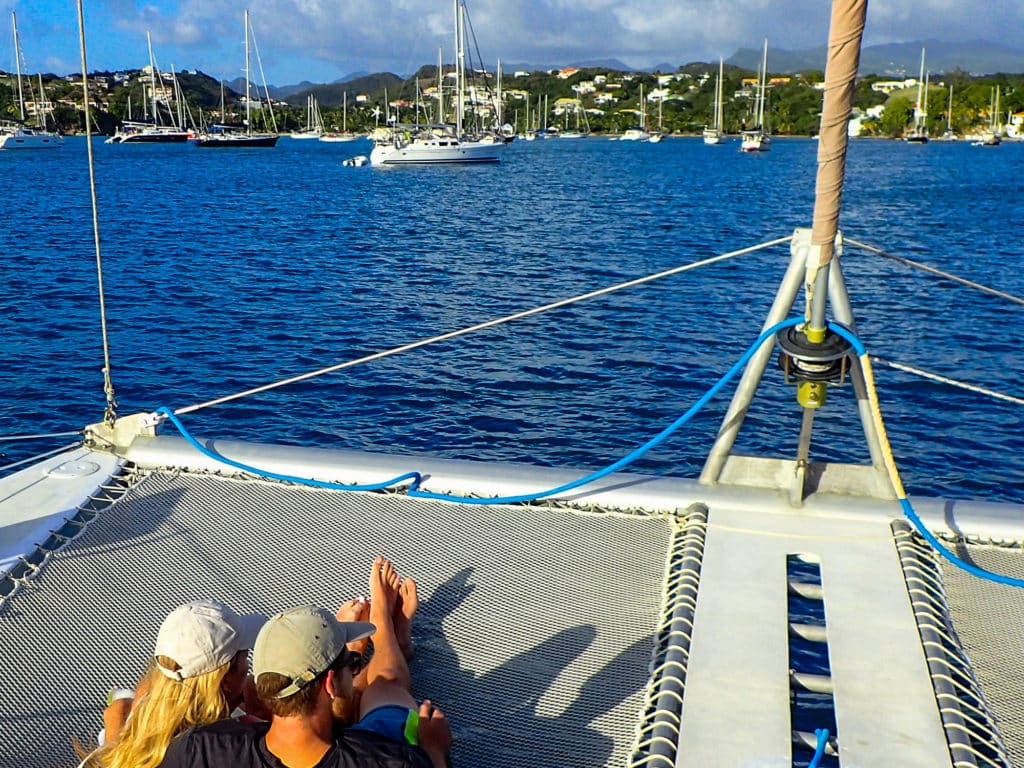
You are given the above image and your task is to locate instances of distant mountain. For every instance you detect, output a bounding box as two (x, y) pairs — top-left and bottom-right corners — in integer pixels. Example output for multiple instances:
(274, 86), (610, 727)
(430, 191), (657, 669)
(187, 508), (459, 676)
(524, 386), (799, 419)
(286, 72), (404, 108)
(726, 39), (1024, 76)
(335, 71), (370, 83)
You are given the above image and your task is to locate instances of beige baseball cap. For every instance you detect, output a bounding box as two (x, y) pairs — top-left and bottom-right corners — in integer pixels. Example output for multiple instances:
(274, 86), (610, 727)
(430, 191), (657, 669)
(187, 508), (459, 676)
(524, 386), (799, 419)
(253, 605), (375, 699)
(154, 599), (264, 681)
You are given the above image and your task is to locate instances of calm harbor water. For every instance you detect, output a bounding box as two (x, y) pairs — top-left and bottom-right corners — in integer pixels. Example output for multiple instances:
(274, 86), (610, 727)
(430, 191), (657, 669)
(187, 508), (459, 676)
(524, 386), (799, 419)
(2, 136), (1022, 503)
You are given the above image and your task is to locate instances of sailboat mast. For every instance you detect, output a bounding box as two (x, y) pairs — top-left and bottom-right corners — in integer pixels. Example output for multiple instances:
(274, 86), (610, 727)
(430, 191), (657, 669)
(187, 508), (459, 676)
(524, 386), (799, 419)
(11, 12), (25, 122)
(37, 73), (46, 128)
(496, 58), (502, 126)
(343, 91), (347, 132)
(244, 9), (252, 136)
(758, 39), (768, 127)
(146, 31), (159, 125)
(946, 84), (953, 131)
(455, 0), (465, 137)
(437, 47), (443, 124)
(915, 48), (926, 130)
(717, 57), (724, 130)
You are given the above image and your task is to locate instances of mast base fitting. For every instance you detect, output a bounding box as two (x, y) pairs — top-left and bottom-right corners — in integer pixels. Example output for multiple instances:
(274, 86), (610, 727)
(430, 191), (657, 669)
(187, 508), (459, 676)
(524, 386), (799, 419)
(776, 325), (853, 386)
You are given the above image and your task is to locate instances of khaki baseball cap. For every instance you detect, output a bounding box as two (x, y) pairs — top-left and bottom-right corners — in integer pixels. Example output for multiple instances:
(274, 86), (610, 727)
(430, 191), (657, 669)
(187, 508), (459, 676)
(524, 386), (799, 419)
(253, 605), (375, 699)
(154, 599), (264, 681)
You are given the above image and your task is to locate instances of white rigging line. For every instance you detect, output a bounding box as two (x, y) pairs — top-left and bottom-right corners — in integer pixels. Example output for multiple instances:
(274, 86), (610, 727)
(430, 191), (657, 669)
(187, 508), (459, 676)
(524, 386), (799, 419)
(0, 442), (82, 473)
(174, 235), (793, 415)
(870, 357), (1024, 406)
(0, 430), (82, 442)
(76, 0), (118, 427)
(847, 237), (1024, 306)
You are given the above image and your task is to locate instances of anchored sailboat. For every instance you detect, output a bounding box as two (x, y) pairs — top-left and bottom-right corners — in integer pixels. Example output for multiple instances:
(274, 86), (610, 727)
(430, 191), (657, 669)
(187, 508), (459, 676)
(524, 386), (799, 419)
(290, 94), (324, 139)
(106, 32), (190, 144)
(905, 48), (929, 143)
(320, 92), (361, 142)
(740, 40), (770, 152)
(619, 84), (651, 141)
(194, 10), (279, 148)
(703, 57), (726, 145)
(0, 11), (63, 150)
(369, 0), (501, 165)
(937, 84), (958, 141)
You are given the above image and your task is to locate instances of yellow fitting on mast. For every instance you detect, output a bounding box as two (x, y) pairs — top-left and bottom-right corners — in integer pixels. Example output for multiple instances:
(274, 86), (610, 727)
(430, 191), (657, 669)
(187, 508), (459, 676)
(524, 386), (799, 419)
(804, 325), (826, 344)
(797, 381), (828, 409)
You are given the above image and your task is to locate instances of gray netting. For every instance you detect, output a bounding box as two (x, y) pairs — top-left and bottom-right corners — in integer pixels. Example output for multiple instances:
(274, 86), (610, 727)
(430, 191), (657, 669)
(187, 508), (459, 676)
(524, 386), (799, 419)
(942, 541), (1024, 767)
(0, 467), (675, 768)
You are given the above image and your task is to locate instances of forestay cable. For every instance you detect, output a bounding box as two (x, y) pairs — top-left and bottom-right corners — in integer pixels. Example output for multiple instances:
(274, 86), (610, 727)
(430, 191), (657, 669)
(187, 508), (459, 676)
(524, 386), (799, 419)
(173, 236), (793, 416)
(76, 0), (119, 426)
(847, 237), (1024, 306)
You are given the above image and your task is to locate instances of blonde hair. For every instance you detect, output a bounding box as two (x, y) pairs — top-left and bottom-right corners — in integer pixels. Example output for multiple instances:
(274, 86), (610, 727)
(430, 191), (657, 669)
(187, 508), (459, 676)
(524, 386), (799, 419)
(87, 655), (236, 768)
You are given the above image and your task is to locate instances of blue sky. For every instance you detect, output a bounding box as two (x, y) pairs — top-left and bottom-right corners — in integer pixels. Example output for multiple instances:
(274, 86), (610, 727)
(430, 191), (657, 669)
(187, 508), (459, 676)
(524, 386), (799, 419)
(3, 0), (1021, 86)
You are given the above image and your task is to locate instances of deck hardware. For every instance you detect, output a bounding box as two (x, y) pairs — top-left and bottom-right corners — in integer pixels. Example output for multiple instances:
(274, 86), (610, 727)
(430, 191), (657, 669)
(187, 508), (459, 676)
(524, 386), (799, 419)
(777, 324), (853, 409)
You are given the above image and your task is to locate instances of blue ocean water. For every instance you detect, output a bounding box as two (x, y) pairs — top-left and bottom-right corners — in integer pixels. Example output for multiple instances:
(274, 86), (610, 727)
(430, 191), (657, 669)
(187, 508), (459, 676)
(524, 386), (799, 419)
(2, 136), (1022, 503)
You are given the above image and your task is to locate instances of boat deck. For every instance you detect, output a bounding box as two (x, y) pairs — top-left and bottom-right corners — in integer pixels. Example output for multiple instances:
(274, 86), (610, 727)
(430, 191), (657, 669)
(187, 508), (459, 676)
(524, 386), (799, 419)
(1, 440), (1023, 767)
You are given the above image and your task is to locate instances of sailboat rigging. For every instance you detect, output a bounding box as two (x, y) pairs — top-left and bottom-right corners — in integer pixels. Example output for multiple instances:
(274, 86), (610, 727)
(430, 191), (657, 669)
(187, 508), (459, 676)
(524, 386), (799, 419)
(0, 11), (63, 149)
(368, 0), (501, 165)
(740, 39), (770, 152)
(105, 31), (190, 144)
(905, 48), (929, 143)
(703, 58), (726, 145)
(193, 10), (279, 148)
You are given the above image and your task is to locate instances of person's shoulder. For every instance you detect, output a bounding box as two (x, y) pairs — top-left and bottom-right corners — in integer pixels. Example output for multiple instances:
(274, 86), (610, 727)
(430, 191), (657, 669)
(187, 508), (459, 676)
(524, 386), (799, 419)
(160, 719), (270, 767)
(333, 728), (433, 768)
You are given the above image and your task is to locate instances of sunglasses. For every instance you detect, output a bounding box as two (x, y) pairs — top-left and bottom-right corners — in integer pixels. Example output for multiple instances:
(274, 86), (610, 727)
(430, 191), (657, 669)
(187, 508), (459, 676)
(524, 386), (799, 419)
(339, 648), (369, 675)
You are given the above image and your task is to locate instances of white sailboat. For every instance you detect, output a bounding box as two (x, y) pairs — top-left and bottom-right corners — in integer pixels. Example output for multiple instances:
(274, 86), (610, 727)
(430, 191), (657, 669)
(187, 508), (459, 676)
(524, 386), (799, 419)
(905, 48), (929, 143)
(105, 32), (190, 144)
(0, 11), (63, 150)
(703, 58), (726, 145)
(973, 87), (1002, 146)
(937, 84), (958, 141)
(369, 0), (501, 165)
(290, 94), (324, 139)
(619, 84), (650, 141)
(194, 10), (279, 148)
(740, 39), (771, 152)
(320, 92), (361, 142)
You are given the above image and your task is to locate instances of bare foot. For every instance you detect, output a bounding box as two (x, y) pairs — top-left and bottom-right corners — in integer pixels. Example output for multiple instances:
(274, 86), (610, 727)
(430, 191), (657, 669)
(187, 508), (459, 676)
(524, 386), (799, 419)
(337, 597), (372, 655)
(336, 597), (367, 623)
(395, 578), (418, 660)
(369, 556), (399, 617)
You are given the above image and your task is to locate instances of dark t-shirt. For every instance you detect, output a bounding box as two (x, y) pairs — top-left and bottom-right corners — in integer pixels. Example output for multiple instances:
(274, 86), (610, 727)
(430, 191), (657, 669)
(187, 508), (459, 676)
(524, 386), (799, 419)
(159, 719), (434, 768)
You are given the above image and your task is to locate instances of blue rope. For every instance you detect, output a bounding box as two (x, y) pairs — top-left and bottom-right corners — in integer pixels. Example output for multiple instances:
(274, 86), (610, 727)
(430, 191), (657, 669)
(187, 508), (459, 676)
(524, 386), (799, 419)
(899, 497), (1024, 588)
(825, 323), (1024, 589)
(156, 320), (1024, 591)
(808, 727), (830, 767)
(404, 317), (805, 504)
(155, 318), (802, 504)
(155, 407), (422, 492)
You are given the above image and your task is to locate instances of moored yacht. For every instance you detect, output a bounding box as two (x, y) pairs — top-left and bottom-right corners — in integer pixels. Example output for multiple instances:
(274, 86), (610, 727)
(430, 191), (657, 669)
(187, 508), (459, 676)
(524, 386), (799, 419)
(740, 40), (771, 152)
(0, 12), (62, 150)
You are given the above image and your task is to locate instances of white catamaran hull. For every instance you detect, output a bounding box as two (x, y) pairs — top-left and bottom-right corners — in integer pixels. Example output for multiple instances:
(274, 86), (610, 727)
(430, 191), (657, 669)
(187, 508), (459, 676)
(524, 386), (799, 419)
(369, 137), (501, 165)
(0, 127), (63, 149)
